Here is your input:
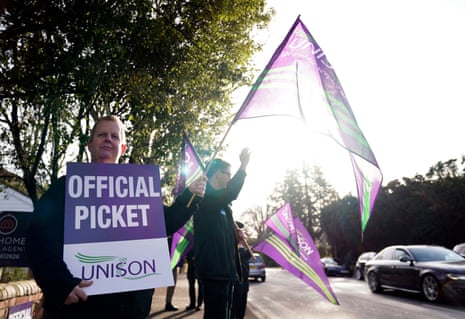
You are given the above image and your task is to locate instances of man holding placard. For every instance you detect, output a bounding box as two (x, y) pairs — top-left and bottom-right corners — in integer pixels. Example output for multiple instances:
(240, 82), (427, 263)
(27, 115), (206, 319)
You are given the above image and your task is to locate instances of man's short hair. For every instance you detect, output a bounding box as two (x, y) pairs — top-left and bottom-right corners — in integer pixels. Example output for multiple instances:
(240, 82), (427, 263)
(206, 159), (231, 178)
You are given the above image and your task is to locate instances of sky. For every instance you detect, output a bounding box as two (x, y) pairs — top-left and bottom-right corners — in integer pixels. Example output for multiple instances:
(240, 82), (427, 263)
(219, 0), (465, 214)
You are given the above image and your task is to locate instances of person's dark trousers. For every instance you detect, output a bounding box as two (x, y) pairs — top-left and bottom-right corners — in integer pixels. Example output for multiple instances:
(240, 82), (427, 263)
(187, 268), (196, 307)
(201, 279), (233, 319)
(188, 275), (204, 308)
(187, 259), (204, 308)
(232, 279), (249, 319)
(197, 280), (204, 307)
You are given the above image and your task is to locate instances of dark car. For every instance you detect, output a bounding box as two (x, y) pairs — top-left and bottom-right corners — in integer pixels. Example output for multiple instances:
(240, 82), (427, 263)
(249, 253), (266, 282)
(354, 251), (376, 280)
(365, 245), (465, 302)
(320, 257), (350, 277)
(453, 243), (465, 257)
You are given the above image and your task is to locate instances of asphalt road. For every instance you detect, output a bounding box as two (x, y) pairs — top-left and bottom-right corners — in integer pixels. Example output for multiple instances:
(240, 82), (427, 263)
(247, 268), (465, 319)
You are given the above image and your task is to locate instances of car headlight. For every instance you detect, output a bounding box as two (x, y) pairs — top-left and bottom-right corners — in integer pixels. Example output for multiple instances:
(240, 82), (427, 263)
(447, 273), (465, 280)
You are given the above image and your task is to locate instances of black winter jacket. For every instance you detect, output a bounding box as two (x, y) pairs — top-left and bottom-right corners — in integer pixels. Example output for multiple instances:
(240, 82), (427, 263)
(26, 175), (200, 319)
(193, 169), (246, 282)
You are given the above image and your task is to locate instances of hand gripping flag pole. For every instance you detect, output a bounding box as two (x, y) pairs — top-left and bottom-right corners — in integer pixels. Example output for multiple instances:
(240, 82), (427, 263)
(186, 121), (235, 207)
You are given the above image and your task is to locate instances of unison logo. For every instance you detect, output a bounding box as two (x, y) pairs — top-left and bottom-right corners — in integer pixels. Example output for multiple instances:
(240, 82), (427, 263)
(76, 253), (159, 280)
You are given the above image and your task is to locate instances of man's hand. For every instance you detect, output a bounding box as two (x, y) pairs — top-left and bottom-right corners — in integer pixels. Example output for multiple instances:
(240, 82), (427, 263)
(64, 280), (92, 305)
(188, 175), (207, 198)
(239, 148), (251, 171)
(235, 227), (246, 245)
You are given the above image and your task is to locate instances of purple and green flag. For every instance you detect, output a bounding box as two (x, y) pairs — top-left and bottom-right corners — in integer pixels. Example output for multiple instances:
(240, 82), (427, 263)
(254, 203), (339, 305)
(233, 16), (382, 232)
(170, 133), (204, 269)
(170, 218), (194, 269)
(173, 132), (205, 197)
(265, 203), (299, 256)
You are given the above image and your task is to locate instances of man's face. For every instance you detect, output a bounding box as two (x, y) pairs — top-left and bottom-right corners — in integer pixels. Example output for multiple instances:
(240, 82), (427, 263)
(216, 167), (231, 189)
(87, 120), (127, 163)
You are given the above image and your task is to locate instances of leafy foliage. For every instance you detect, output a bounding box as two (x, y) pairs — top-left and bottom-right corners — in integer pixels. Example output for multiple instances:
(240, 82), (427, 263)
(321, 158), (465, 268)
(269, 163), (339, 238)
(246, 158), (465, 270)
(0, 0), (273, 203)
(246, 163), (339, 246)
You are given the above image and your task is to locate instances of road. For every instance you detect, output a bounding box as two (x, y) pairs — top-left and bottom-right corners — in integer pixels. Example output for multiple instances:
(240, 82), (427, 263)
(247, 268), (465, 319)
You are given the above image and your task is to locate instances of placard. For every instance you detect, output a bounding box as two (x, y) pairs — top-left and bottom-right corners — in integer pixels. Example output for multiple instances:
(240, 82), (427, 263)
(8, 301), (32, 319)
(63, 163), (173, 295)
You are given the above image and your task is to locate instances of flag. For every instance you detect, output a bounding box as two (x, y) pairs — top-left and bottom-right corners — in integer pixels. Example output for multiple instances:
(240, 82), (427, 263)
(265, 203), (299, 256)
(170, 218), (194, 269)
(173, 132), (205, 197)
(233, 16), (382, 232)
(254, 203), (339, 305)
(170, 133), (204, 269)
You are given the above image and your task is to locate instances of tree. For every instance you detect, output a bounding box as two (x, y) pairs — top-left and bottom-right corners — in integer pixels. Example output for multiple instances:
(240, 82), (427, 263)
(322, 157), (465, 268)
(320, 195), (361, 264)
(268, 163), (339, 239)
(243, 203), (275, 243)
(0, 0), (273, 203)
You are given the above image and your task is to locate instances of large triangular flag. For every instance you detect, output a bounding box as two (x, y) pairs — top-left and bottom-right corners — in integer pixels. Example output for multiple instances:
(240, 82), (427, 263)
(170, 133), (205, 269)
(254, 203), (339, 305)
(233, 16), (382, 232)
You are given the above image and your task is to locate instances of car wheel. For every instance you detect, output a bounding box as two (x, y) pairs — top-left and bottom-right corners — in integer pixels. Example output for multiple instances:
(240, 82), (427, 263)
(422, 274), (440, 302)
(354, 269), (363, 280)
(261, 276), (266, 282)
(367, 271), (382, 293)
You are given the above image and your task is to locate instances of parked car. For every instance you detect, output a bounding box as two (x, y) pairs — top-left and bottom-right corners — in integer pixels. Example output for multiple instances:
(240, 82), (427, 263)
(354, 251), (376, 280)
(453, 243), (465, 257)
(365, 245), (465, 302)
(249, 253), (266, 282)
(320, 257), (350, 277)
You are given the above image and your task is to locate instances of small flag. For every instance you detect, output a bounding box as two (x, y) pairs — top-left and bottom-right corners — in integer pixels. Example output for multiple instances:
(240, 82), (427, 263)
(170, 218), (194, 269)
(254, 203), (339, 305)
(170, 133), (204, 269)
(173, 132), (205, 197)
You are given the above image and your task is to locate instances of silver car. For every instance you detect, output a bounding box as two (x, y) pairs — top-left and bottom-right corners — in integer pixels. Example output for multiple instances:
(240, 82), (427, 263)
(453, 243), (465, 257)
(249, 253), (266, 282)
(354, 251), (376, 280)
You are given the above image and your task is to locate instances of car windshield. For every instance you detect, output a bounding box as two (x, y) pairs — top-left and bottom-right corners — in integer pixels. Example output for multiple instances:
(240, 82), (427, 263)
(321, 258), (337, 265)
(360, 252), (375, 260)
(250, 255), (263, 263)
(409, 246), (464, 262)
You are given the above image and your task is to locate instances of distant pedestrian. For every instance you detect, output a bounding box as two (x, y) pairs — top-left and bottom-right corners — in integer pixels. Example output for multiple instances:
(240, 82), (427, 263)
(232, 221), (251, 319)
(164, 236), (180, 312)
(186, 250), (203, 311)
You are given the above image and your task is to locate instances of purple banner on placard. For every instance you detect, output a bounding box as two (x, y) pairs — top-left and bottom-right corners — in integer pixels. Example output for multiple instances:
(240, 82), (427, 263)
(64, 163), (165, 244)
(8, 301), (32, 319)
